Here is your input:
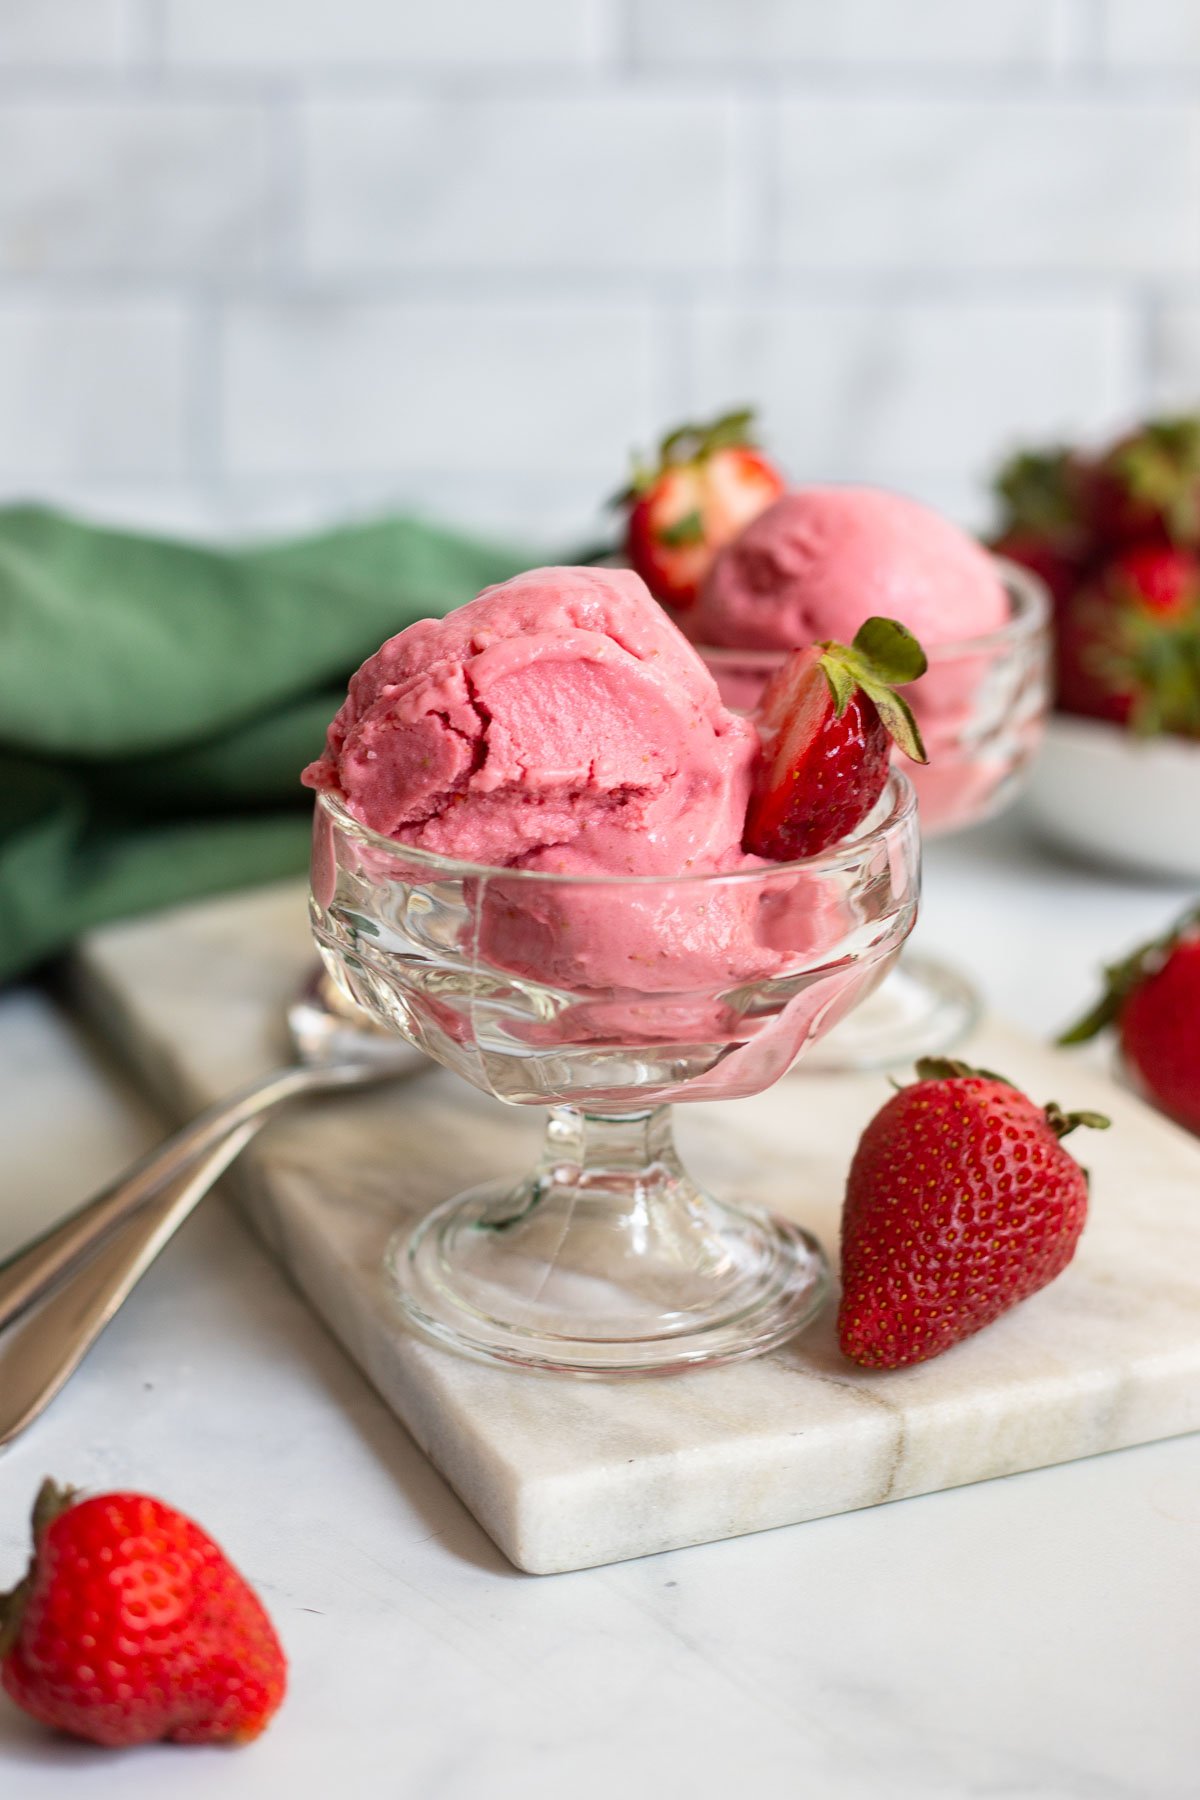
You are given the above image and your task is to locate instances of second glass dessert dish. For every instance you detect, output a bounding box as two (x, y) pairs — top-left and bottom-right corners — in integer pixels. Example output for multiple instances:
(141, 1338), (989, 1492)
(700, 557), (1051, 1067)
(311, 776), (919, 1375)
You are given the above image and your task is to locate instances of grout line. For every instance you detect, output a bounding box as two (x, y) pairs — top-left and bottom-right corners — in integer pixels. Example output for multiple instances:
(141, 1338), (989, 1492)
(730, 89), (775, 275)
(2, 272), (1200, 308)
(1129, 290), (1165, 413)
(648, 290), (692, 426)
(597, 0), (635, 74)
(271, 91), (307, 278)
(0, 66), (1199, 103)
(123, 0), (165, 70)
(7, 268), (1200, 311)
(185, 296), (222, 482)
(1072, 0), (1109, 71)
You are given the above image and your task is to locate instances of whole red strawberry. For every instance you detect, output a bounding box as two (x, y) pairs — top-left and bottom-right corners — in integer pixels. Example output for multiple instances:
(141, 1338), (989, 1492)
(1086, 416), (1200, 549)
(744, 617), (927, 859)
(1060, 902), (1200, 1135)
(992, 527), (1084, 609)
(838, 1058), (1108, 1370)
(0, 1481), (286, 1747)
(1057, 545), (1200, 734)
(989, 445), (1092, 606)
(619, 408), (785, 609)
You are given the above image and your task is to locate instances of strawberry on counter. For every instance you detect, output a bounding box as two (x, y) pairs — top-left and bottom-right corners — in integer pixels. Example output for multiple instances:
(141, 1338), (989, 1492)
(1060, 902), (1200, 1136)
(1, 1481), (286, 1748)
(838, 1059), (1109, 1370)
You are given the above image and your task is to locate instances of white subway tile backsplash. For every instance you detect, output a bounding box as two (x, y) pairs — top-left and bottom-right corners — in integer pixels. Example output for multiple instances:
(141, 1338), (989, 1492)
(303, 96), (742, 273)
(164, 0), (609, 69)
(0, 9), (1190, 535)
(0, 302), (190, 477)
(632, 0), (1063, 68)
(1147, 307), (1200, 411)
(0, 0), (129, 66)
(1101, 1), (1200, 69)
(0, 102), (280, 276)
(777, 99), (1200, 275)
(689, 300), (1135, 485)
(220, 301), (656, 481)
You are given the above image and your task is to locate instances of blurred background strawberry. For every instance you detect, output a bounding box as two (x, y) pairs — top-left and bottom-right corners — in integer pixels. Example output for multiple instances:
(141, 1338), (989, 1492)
(991, 416), (1200, 742)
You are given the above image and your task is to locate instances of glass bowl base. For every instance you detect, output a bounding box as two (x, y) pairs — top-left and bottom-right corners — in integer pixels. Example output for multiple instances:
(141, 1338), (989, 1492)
(801, 951), (980, 1074)
(386, 1118), (829, 1376)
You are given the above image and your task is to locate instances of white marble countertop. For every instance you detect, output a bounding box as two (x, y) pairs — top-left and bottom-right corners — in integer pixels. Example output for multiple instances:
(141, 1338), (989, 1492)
(1, 809), (1197, 1800)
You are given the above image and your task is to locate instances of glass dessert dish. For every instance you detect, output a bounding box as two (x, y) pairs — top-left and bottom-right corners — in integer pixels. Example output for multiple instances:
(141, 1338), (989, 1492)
(698, 558), (1051, 1069)
(309, 774), (919, 1376)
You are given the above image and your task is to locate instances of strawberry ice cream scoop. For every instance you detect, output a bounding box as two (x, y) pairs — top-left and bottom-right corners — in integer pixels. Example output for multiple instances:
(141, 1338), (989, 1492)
(303, 566), (881, 1011)
(694, 486), (1009, 652)
(302, 565), (758, 878)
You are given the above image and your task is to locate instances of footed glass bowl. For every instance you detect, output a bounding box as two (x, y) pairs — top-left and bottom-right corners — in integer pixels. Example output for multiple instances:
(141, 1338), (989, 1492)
(698, 558), (1051, 1067)
(309, 775), (919, 1376)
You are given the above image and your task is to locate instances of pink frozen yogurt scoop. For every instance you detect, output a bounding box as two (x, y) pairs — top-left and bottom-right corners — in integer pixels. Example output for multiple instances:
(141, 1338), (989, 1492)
(693, 485), (1009, 652)
(689, 486), (1025, 836)
(303, 566), (877, 1010)
(302, 564), (757, 878)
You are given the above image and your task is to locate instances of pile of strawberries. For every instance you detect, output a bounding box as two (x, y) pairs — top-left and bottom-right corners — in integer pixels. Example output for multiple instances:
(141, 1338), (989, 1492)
(991, 415), (1200, 738)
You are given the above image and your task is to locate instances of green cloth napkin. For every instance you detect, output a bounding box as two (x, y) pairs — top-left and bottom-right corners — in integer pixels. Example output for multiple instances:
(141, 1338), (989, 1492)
(0, 505), (536, 984)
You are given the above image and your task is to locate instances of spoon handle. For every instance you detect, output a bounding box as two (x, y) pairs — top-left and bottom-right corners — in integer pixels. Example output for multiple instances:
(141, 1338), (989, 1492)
(0, 1060), (369, 1335)
(0, 1120), (261, 1449)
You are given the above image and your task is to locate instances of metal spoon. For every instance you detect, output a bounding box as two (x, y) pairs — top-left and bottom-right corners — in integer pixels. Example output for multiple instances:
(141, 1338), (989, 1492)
(0, 1121), (260, 1448)
(0, 969), (422, 1339)
(0, 969), (424, 1446)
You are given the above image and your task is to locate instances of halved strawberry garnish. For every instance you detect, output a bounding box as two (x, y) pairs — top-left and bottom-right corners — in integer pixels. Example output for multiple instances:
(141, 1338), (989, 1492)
(744, 618), (928, 859)
(618, 408), (785, 609)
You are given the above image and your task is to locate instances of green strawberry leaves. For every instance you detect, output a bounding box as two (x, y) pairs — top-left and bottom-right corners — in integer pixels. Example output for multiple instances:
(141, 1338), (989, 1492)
(851, 616), (928, 685)
(995, 447), (1080, 535)
(816, 616), (929, 765)
(613, 407), (762, 505)
(914, 1056), (1015, 1086)
(0, 1479), (76, 1659)
(1113, 416), (1200, 545)
(1042, 1102), (1112, 1140)
(659, 407), (757, 466)
(1088, 600), (1200, 739)
(911, 1059), (1110, 1140)
(1058, 900), (1200, 1044)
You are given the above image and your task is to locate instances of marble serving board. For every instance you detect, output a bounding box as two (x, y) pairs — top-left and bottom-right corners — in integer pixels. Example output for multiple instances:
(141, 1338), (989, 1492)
(70, 881), (1200, 1575)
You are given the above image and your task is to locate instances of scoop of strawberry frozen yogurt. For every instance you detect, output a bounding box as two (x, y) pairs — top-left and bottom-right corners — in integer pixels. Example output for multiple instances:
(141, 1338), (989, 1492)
(305, 566), (906, 1054)
(691, 487), (1020, 837)
(694, 486), (1009, 652)
(302, 565), (757, 877)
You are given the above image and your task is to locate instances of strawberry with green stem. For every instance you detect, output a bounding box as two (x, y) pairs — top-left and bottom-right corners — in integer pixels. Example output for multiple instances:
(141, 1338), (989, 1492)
(1058, 544), (1200, 735)
(617, 407), (785, 609)
(1060, 902), (1200, 1135)
(838, 1059), (1109, 1370)
(1, 1480), (287, 1748)
(1087, 415), (1200, 549)
(990, 444), (1092, 607)
(743, 616), (928, 860)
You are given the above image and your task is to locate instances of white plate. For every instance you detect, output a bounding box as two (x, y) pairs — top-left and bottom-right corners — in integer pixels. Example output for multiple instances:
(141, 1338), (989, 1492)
(1026, 714), (1200, 881)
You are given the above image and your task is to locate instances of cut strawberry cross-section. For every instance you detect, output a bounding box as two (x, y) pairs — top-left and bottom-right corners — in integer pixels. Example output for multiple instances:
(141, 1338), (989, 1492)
(744, 617), (928, 860)
(616, 408), (786, 610)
